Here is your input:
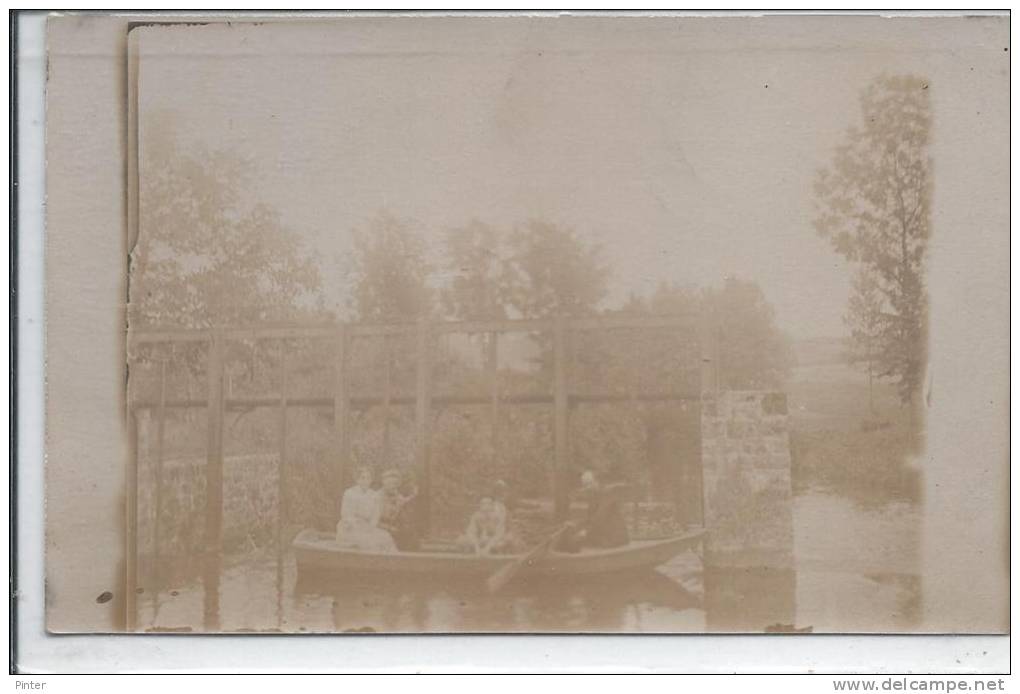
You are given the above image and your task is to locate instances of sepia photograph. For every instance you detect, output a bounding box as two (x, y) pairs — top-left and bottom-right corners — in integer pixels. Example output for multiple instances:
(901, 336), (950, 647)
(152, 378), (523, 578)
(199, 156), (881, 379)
(38, 13), (1009, 642)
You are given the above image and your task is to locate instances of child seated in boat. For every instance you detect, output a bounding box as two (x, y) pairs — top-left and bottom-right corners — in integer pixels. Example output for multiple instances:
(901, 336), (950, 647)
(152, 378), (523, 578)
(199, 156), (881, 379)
(336, 466), (398, 553)
(489, 479), (522, 552)
(458, 495), (510, 555)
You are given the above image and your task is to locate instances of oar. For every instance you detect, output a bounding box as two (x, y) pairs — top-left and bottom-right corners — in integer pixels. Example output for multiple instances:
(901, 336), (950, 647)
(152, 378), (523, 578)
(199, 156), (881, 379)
(486, 524), (572, 594)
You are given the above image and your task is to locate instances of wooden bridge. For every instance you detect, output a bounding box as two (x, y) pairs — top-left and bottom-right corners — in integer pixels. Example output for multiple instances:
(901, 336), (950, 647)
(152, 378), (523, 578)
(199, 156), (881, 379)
(125, 312), (705, 630)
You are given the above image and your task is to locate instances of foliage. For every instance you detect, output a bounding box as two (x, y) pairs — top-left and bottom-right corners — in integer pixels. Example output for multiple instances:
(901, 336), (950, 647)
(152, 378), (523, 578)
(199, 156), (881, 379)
(702, 278), (794, 389)
(843, 268), (886, 412)
(283, 409), (340, 533)
(626, 279), (793, 390)
(440, 220), (515, 321)
(789, 424), (921, 507)
(134, 116), (802, 534)
(504, 220), (611, 319)
(813, 75), (931, 404)
(131, 119), (322, 330)
(438, 219), (610, 323)
(569, 404), (647, 484)
(787, 359), (920, 505)
(348, 213), (434, 323)
(428, 408), (497, 535)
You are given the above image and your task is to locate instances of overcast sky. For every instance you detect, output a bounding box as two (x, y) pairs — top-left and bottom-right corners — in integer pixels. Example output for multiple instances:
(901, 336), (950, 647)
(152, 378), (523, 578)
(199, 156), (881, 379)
(135, 16), (984, 339)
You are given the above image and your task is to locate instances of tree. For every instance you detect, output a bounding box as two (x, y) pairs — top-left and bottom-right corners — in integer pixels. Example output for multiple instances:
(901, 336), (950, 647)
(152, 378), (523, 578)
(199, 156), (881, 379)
(813, 74), (931, 405)
(130, 119), (323, 330)
(440, 220), (514, 321)
(348, 213), (433, 323)
(701, 278), (793, 390)
(844, 268), (885, 414)
(623, 279), (792, 390)
(129, 120), (327, 475)
(504, 220), (610, 318)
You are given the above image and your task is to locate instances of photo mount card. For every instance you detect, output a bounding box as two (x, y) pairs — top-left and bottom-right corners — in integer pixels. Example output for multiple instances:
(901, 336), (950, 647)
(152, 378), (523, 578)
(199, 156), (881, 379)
(39, 13), (1008, 641)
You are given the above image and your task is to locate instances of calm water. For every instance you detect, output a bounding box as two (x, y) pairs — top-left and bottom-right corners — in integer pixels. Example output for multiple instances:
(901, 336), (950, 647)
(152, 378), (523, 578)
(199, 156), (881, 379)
(138, 491), (920, 633)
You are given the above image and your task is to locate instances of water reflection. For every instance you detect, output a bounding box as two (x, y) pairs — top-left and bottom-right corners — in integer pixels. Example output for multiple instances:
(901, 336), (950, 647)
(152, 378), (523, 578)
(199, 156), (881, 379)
(297, 560), (704, 633)
(703, 566), (796, 633)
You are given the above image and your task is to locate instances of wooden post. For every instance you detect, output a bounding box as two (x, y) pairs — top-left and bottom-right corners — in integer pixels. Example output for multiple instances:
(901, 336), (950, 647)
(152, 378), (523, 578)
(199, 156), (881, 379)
(276, 344), (288, 628)
(333, 326), (349, 515)
(488, 332), (499, 466)
(382, 335), (391, 465)
(553, 316), (570, 519)
(715, 326), (723, 393)
(415, 318), (432, 536)
(152, 358), (167, 614)
(203, 333), (224, 632)
(693, 342), (707, 531)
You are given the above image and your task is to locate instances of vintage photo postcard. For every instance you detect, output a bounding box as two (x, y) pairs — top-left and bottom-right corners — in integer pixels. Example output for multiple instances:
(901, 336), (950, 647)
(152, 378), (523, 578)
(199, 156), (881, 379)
(43, 14), (1008, 635)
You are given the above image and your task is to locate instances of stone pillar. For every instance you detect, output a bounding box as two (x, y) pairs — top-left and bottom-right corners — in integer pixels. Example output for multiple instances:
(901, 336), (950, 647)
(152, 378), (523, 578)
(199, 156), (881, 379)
(700, 390), (796, 631)
(700, 390), (794, 567)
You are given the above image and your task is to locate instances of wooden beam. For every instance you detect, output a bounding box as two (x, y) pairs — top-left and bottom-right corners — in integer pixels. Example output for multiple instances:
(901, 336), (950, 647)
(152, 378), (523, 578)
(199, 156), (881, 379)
(382, 335), (391, 463)
(716, 326), (723, 392)
(553, 316), (570, 519)
(127, 313), (699, 348)
(567, 314), (695, 332)
(415, 318), (432, 535)
(203, 333), (225, 632)
(434, 318), (548, 335)
(488, 332), (499, 469)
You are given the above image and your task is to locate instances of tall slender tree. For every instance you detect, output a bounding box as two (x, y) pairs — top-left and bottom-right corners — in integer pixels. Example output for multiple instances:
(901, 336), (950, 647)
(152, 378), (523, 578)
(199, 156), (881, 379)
(843, 268), (886, 414)
(814, 74), (932, 405)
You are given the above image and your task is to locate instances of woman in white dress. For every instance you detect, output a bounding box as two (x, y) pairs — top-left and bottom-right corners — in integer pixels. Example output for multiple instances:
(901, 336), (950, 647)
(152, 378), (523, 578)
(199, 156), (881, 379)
(336, 467), (398, 553)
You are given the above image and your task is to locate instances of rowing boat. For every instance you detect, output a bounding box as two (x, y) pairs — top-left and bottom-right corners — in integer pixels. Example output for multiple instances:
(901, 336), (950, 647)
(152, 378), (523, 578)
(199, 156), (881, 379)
(292, 527), (704, 584)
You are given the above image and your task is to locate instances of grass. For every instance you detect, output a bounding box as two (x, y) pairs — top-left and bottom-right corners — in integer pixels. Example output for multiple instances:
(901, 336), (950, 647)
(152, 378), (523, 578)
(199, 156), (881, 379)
(786, 360), (922, 506)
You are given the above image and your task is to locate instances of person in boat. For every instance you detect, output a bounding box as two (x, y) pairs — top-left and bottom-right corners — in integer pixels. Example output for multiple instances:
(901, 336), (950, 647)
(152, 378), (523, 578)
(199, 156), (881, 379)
(458, 494), (510, 555)
(336, 466), (398, 553)
(558, 469), (630, 552)
(489, 479), (522, 553)
(378, 468), (420, 552)
(490, 479), (510, 520)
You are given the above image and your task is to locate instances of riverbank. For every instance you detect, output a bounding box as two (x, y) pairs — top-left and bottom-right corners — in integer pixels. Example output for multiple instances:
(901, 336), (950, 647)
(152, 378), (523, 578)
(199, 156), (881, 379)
(786, 361), (922, 506)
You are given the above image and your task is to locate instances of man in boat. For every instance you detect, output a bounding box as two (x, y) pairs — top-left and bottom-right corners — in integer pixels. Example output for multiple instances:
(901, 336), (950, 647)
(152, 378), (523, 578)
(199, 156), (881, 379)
(378, 468), (420, 552)
(336, 466), (398, 553)
(458, 495), (510, 555)
(558, 469), (630, 552)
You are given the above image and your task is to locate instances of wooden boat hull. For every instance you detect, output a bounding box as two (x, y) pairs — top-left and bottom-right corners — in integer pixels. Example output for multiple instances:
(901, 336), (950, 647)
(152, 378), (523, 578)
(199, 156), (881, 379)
(293, 528), (704, 584)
